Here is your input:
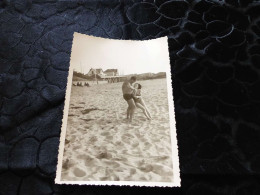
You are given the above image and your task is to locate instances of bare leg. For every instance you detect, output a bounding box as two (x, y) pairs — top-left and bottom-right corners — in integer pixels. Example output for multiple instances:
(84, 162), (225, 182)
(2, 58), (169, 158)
(136, 102), (151, 119)
(126, 107), (130, 119)
(139, 98), (152, 119)
(127, 99), (136, 122)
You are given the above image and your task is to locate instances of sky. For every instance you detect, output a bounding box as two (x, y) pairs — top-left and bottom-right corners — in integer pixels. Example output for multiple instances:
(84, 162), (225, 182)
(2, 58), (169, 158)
(70, 32), (170, 75)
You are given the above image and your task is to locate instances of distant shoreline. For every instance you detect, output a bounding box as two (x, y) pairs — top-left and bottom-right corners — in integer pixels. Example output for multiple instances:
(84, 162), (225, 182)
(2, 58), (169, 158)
(72, 71), (166, 82)
(72, 77), (167, 85)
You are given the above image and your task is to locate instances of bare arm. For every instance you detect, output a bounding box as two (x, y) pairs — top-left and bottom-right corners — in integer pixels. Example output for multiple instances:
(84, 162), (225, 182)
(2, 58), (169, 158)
(126, 82), (135, 90)
(132, 89), (137, 97)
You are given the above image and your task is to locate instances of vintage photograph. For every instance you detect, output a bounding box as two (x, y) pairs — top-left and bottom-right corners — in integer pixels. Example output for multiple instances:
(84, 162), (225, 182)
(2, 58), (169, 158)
(56, 33), (180, 187)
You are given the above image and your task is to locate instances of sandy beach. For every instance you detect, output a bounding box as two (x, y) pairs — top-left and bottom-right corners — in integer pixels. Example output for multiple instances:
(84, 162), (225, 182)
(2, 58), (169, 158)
(61, 78), (174, 182)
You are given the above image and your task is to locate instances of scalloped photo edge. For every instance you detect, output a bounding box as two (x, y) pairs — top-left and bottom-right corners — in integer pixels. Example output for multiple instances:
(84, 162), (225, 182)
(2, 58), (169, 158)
(55, 32), (180, 187)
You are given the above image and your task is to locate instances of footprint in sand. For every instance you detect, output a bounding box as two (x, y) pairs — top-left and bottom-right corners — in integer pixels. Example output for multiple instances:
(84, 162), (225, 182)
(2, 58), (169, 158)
(89, 136), (97, 143)
(73, 145), (81, 150)
(103, 160), (121, 168)
(115, 141), (123, 146)
(152, 164), (173, 176)
(144, 141), (152, 149)
(65, 139), (70, 145)
(129, 168), (136, 175)
(136, 159), (145, 167)
(73, 167), (86, 177)
(111, 175), (120, 181)
(96, 152), (112, 159)
(80, 118), (93, 122)
(112, 156), (127, 162)
(77, 154), (97, 167)
(62, 159), (71, 170)
(71, 106), (84, 109)
(121, 133), (135, 144)
(131, 122), (141, 127)
(139, 137), (147, 143)
(134, 132), (141, 139)
(69, 135), (77, 142)
(139, 176), (148, 181)
(160, 176), (172, 182)
(100, 131), (110, 136)
(68, 114), (77, 117)
(131, 141), (139, 148)
(105, 135), (113, 140)
(99, 177), (109, 181)
(139, 164), (153, 173)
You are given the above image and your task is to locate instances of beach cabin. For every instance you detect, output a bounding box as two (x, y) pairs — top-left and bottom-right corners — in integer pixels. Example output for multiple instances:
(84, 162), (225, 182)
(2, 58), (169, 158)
(104, 69), (118, 76)
(87, 68), (106, 77)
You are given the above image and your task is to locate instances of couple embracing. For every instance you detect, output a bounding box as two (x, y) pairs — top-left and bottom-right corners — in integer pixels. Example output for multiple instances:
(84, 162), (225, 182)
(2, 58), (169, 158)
(122, 76), (152, 122)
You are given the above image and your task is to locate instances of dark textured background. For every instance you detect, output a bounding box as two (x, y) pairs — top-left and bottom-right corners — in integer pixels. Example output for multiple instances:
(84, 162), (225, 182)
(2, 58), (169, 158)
(0, 0), (260, 194)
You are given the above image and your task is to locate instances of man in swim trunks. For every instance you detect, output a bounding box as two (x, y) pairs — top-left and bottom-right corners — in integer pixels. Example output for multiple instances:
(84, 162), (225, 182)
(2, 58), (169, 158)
(122, 76), (137, 122)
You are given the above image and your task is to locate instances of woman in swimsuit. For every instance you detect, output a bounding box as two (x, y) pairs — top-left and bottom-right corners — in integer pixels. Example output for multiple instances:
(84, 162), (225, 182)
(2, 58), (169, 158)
(133, 83), (152, 120)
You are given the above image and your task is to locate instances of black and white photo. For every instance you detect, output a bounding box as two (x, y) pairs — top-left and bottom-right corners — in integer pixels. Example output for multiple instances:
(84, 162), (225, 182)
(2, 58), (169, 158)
(56, 33), (180, 187)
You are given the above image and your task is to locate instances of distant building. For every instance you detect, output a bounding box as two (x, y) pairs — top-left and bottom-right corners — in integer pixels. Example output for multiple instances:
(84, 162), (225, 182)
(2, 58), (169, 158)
(87, 68), (105, 77)
(104, 69), (119, 76)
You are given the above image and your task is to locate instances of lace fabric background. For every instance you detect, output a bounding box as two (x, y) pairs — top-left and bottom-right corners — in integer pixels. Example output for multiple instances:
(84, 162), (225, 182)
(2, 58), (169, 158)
(0, 0), (260, 194)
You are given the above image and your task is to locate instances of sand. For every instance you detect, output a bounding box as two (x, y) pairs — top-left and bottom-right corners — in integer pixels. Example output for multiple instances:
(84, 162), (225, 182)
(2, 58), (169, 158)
(61, 78), (174, 182)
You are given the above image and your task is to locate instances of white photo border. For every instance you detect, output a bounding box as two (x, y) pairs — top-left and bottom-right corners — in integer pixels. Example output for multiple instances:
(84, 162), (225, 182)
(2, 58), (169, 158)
(55, 32), (181, 187)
